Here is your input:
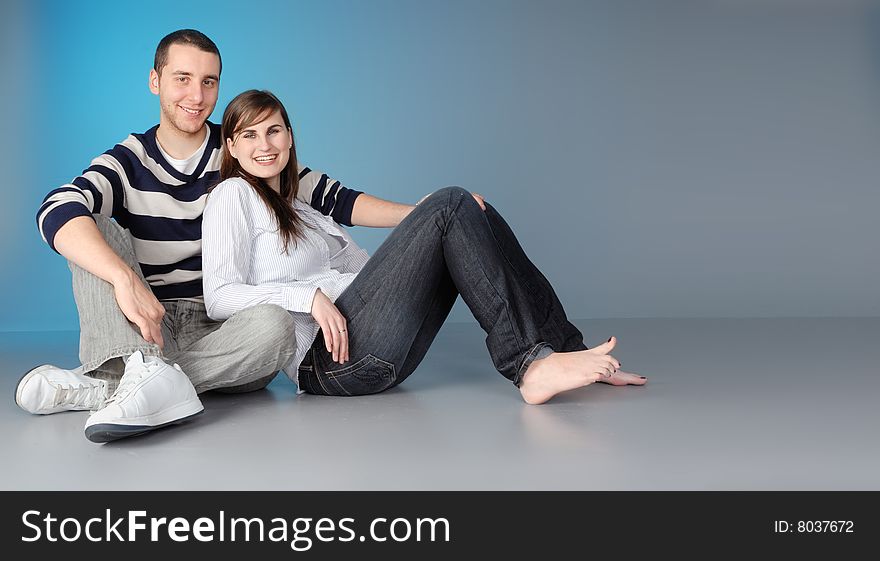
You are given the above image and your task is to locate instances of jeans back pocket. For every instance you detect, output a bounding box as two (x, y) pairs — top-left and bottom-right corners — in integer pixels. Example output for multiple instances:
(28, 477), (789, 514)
(323, 354), (397, 396)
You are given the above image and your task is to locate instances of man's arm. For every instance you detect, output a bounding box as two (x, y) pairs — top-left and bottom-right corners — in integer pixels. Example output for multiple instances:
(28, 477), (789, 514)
(294, 165), (486, 229)
(350, 191), (487, 228)
(295, 166), (362, 226)
(38, 142), (166, 348)
(350, 193), (415, 228)
(54, 217), (132, 286)
(53, 217), (166, 348)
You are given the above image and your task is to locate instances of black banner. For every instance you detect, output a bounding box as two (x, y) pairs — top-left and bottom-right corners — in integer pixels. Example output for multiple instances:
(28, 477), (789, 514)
(1, 491), (876, 557)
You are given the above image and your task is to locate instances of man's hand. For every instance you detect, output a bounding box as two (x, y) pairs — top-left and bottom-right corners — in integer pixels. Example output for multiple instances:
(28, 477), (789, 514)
(52, 216), (166, 348)
(111, 268), (165, 349)
(471, 192), (486, 211)
(310, 289), (349, 364)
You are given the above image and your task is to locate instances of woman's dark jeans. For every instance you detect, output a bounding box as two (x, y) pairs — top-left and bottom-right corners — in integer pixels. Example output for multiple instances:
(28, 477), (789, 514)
(297, 187), (586, 396)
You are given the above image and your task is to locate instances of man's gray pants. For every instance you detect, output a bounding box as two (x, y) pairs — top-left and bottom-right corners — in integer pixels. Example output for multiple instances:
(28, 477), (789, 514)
(70, 215), (297, 394)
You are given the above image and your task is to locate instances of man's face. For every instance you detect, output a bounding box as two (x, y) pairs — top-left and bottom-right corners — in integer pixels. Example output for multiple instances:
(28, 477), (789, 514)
(150, 43), (221, 135)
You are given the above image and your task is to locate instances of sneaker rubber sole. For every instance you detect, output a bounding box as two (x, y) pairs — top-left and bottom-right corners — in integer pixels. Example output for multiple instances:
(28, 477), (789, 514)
(85, 400), (205, 443)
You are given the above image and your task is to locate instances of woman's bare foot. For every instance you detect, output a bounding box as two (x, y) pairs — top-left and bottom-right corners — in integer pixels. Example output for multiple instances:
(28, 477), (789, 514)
(519, 337), (646, 404)
(597, 370), (648, 387)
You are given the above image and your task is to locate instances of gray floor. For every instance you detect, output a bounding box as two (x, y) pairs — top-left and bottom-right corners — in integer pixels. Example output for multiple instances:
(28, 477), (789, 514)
(2, 318), (878, 491)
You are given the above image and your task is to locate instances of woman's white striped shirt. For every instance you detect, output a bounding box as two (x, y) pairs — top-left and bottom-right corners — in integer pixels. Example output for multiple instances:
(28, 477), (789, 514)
(202, 176), (370, 379)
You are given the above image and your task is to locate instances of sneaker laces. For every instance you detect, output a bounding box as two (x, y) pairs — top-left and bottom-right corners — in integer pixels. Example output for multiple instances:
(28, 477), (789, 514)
(53, 381), (106, 409)
(104, 354), (163, 406)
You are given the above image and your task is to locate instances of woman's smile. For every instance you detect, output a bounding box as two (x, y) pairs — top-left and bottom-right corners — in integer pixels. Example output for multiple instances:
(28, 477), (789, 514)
(254, 154), (278, 165)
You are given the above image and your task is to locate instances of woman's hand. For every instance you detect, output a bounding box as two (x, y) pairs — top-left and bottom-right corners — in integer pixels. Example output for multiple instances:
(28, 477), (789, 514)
(310, 289), (349, 364)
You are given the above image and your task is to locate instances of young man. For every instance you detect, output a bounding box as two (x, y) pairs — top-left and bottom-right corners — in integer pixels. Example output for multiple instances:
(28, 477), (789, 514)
(17, 29), (422, 443)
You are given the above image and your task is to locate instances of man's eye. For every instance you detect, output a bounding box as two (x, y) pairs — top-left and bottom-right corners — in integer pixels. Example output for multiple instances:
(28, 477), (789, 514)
(203, 80), (216, 87)
(177, 77), (188, 83)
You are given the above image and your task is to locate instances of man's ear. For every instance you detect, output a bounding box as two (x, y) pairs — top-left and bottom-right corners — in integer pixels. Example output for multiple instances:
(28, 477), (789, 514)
(149, 69), (160, 95)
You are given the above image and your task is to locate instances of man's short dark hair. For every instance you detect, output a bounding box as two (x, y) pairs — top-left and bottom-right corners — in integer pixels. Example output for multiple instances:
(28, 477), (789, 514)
(154, 29), (222, 76)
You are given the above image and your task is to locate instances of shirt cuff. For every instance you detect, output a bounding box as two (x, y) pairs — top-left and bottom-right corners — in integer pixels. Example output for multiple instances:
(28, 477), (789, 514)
(284, 284), (319, 314)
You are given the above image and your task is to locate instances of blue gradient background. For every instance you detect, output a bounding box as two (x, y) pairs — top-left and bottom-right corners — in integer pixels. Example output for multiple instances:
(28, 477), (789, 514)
(1, 0), (878, 332)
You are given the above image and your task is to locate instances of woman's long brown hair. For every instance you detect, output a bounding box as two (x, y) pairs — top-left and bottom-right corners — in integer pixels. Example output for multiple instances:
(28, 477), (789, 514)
(217, 89), (306, 252)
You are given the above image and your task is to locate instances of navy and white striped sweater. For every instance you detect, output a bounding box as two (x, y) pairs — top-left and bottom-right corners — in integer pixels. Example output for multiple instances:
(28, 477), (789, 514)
(36, 122), (362, 300)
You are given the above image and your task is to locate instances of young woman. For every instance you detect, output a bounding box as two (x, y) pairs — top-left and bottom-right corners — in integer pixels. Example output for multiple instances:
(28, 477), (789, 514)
(202, 90), (647, 404)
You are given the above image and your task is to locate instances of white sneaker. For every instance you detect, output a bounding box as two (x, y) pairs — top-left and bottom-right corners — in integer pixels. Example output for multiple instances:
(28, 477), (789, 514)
(16, 365), (108, 415)
(84, 351), (203, 443)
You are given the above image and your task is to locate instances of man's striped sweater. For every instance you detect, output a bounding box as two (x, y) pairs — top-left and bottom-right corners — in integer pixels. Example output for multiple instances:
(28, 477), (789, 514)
(36, 122), (362, 300)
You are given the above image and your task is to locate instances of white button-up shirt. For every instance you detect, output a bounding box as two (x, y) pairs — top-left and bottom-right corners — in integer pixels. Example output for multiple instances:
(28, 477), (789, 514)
(202, 176), (370, 378)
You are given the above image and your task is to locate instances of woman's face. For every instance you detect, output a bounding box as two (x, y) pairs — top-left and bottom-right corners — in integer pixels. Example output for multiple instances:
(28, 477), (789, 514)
(226, 109), (291, 187)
